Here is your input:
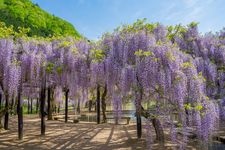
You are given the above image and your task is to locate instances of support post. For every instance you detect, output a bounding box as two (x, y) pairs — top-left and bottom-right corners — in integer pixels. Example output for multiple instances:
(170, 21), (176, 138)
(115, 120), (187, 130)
(27, 98), (30, 114)
(0, 93), (2, 109)
(65, 89), (69, 123)
(58, 104), (60, 113)
(47, 87), (52, 120)
(40, 77), (46, 136)
(36, 98), (39, 114)
(136, 113), (142, 138)
(31, 99), (33, 114)
(96, 85), (100, 124)
(136, 75), (143, 139)
(101, 84), (107, 123)
(17, 83), (23, 140)
(4, 93), (9, 130)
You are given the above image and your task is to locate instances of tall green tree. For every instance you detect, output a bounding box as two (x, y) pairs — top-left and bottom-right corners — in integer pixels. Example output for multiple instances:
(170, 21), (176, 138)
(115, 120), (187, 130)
(0, 0), (81, 38)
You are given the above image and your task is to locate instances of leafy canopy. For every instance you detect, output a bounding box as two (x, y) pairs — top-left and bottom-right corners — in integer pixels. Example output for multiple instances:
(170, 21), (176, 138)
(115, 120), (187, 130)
(0, 0), (81, 38)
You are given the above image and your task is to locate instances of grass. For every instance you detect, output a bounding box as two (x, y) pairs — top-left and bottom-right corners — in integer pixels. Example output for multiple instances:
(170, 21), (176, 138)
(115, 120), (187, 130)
(22, 105), (37, 114)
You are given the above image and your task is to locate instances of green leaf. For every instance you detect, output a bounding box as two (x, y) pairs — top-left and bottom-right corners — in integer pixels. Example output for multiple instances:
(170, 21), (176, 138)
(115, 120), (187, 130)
(90, 49), (105, 62)
(46, 62), (54, 74)
(134, 49), (153, 57)
(165, 51), (176, 61)
(181, 62), (194, 69)
(56, 66), (63, 74)
(188, 22), (199, 28)
(184, 103), (192, 110)
(195, 104), (203, 111)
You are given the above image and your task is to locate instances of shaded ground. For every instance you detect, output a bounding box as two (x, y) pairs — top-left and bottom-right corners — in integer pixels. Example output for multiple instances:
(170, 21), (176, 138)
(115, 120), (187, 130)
(0, 115), (210, 150)
(0, 115), (147, 150)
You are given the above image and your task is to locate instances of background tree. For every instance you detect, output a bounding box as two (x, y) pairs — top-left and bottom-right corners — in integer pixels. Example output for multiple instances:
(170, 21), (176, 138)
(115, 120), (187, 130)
(0, 0), (81, 38)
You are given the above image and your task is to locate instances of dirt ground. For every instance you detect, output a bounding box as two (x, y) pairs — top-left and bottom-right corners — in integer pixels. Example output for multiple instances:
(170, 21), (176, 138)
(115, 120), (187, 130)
(0, 115), (198, 150)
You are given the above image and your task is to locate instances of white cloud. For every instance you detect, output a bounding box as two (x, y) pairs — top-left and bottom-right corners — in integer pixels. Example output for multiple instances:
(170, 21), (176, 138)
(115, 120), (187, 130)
(182, 5), (202, 23)
(165, 0), (213, 24)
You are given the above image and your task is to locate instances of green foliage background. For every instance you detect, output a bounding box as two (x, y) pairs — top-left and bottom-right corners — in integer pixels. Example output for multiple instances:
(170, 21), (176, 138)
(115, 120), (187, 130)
(0, 0), (81, 38)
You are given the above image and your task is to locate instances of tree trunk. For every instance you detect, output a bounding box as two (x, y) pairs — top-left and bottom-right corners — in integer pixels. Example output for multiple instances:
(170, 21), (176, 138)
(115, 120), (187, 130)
(0, 93), (2, 129)
(0, 93), (2, 110)
(27, 98), (29, 114)
(96, 85), (101, 124)
(54, 105), (57, 113)
(135, 75), (143, 139)
(27, 98), (30, 114)
(0, 118), (2, 129)
(88, 100), (92, 112)
(36, 98), (39, 114)
(77, 100), (80, 114)
(101, 84), (107, 123)
(4, 93), (9, 130)
(151, 118), (164, 143)
(0, 108), (7, 129)
(65, 89), (69, 123)
(40, 78), (46, 136)
(31, 99), (33, 114)
(185, 108), (189, 126)
(58, 104), (60, 113)
(17, 84), (23, 140)
(140, 106), (165, 143)
(136, 113), (142, 138)
(115, 99), (119, 125)
(47, 87), (53, 120)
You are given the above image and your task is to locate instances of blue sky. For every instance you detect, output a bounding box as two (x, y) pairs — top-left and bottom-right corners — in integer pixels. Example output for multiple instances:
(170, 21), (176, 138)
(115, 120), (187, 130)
(32, 0), (225, 40)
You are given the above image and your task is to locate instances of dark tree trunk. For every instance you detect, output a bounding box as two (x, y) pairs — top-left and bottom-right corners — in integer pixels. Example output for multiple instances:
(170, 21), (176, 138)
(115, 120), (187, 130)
(0, 115), (3, 128)
(135, 75), (143, 139)
(58, 105), (60, 113)
(4, 93), (9, 130)
(17, 84), (23, 140)
(31, 99), (33, 114)
(88, 100), (92, 112)
(47, 87), (53, 120)
(96, 84), (101, 124)
(0, 93), (2, 128)
(0, 108), (7, 129)
(140, 107), (165, 143)
(115, 109), (119, 125)
(136, 114), (142, 138)
(77, 100), (80, 114)
(151, 118), (164, 143)
(36, 98), (39, 114)
(0, 93), (2, 129)
(0, 93), (5, 129)
(0, 93), (2, 109)
(101, 84), (107, 123)
(40, 78), (46, 136)
(65, 89), (69, 123)
(185, 108), (189, 126)
(27, 98), (30, 114)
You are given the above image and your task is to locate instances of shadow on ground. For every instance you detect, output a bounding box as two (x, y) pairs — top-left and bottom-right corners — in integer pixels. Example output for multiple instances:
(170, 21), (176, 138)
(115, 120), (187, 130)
(0, 115), (200, 150)
(0, 115), (148, 150)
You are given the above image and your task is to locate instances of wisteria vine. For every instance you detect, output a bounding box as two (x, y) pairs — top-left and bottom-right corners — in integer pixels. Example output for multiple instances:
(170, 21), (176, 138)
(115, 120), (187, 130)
(0, 20), (224, 149)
